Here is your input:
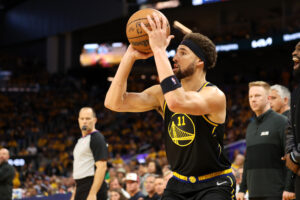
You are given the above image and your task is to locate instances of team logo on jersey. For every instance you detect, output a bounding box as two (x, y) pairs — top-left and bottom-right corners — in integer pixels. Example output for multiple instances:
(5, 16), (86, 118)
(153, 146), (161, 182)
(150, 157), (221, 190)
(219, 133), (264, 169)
(168, 113), (195, 147)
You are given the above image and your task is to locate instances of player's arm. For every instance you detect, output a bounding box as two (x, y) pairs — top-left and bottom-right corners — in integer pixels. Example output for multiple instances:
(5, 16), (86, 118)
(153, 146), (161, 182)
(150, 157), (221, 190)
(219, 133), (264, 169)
(141, 14), (225, 119)
(104, 45), (163, 112)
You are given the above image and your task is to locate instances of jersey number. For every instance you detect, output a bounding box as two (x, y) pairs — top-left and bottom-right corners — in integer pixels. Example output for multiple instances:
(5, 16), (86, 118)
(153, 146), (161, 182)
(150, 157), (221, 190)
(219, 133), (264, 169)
(177, 116), (186, 126)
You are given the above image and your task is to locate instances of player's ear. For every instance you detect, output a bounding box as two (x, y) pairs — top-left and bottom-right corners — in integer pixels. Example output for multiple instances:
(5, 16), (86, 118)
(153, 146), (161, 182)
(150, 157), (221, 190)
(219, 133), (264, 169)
(196, 58), (204, 68)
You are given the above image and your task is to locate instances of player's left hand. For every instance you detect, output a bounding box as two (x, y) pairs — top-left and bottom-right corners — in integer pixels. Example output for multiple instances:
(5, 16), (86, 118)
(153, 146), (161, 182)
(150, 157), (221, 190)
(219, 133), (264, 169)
(86, 194), (97, 200)
(141, 13), (174, 52)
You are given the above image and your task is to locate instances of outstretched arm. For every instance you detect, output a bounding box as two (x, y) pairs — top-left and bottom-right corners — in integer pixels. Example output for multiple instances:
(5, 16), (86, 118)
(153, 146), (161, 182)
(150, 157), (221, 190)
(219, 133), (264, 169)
(104, 45), (161, 112)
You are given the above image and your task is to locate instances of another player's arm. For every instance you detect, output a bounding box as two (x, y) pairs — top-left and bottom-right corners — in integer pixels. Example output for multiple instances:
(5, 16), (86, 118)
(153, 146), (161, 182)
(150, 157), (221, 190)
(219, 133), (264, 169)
(105, 46), (162, 112)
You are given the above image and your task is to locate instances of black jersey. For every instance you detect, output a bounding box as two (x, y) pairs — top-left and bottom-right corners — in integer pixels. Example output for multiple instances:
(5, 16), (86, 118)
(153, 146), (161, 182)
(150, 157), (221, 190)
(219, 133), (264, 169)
(163, 82), (231, 177)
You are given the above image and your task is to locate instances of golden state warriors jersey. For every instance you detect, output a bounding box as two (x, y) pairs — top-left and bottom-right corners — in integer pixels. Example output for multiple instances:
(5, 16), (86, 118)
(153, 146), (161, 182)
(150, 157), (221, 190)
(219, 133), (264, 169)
(163, 83), (231, 176)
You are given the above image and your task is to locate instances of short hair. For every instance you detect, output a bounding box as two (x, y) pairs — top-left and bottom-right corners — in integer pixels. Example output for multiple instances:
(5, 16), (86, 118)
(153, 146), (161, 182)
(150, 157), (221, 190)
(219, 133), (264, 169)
(183, 33), (217, 71)
(79, 107), (96, 117)
(270, 84), (291, 105)
(248, 81), (270, 92)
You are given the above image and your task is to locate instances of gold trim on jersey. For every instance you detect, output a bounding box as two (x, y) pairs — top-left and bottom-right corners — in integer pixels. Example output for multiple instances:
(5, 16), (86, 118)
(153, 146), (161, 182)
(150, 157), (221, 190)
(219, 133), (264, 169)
(173, 168), (233, 183)
(202, 115), (218, 127)
(227, 175), (235, 200)
(212, 126), (216, 136)
(163, 101), (167, 115)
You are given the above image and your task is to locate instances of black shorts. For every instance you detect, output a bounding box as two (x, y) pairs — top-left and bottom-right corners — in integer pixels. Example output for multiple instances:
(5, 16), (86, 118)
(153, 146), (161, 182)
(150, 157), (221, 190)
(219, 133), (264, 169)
(75, 176), (107, 200)
(162, 173), (236, 200)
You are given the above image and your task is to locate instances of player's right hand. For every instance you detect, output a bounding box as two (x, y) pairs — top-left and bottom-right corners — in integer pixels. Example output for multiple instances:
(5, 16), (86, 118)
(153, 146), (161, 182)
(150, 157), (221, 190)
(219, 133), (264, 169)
(236, 192), (245, 200)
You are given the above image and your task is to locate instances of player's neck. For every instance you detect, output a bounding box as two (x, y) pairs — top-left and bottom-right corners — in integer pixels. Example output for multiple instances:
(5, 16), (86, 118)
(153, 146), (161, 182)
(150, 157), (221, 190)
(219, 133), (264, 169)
(181, 71), (206, 91)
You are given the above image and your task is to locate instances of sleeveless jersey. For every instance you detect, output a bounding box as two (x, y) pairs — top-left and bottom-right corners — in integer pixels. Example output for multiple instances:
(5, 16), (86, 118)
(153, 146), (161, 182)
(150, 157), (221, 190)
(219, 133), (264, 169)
(163, 82), (231, 176)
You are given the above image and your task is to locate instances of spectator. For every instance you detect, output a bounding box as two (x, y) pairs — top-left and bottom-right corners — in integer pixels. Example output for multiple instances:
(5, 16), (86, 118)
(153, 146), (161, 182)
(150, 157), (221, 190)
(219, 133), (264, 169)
(109, 177), (130, 199)
(269, 84), (295, 199)
(269, 84), (291, 117)
(110, 188), (129, 200)
(0, 148), (15, 200)
(154, 176), (165, 198)
(144, 174), (160, 200)
(125, 173), (145, 200)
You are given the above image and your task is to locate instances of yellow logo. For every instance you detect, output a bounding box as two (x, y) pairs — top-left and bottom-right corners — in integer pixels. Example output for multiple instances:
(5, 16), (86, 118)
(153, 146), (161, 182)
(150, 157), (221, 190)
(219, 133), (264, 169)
(168, 113), (195, 147)
(189, 176), (197, 183)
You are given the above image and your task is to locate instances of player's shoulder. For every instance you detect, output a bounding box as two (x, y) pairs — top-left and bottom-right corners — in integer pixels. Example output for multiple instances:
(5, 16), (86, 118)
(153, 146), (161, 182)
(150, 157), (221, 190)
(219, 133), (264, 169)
(202, 83), (225, 99)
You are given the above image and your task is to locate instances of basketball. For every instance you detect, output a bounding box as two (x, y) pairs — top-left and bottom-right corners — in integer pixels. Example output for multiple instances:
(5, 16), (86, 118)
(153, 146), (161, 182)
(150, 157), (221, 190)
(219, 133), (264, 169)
(126, 8), (170, 53)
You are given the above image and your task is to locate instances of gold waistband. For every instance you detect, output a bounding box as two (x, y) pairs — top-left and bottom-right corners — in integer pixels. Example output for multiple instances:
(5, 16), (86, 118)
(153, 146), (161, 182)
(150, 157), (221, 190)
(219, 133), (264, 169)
(173, 168), (233, 183)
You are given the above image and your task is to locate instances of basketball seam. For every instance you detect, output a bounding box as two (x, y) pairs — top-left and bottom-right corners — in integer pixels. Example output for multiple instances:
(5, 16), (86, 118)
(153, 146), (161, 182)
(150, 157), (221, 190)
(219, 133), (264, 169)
(127, 17), (169, 27)
(127, 34), (148, 39)
(127, 17), (149, 26)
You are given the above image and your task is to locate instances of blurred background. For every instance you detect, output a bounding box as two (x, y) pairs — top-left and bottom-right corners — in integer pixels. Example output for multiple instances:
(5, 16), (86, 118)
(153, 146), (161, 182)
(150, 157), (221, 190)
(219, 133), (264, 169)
(0, 0), (299, 199)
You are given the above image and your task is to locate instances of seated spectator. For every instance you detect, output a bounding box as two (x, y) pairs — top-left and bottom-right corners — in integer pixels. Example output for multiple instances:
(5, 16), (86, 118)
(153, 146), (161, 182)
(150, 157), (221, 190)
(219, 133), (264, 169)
(109, 188), (129, 200)
(109, 177), (130, 199)
(154, 176), (165, 198)
(147, 160), (162, 176)
(144, 174), (160, 200)
(231, 153), (245, 171)
(125, 173), (145, 200)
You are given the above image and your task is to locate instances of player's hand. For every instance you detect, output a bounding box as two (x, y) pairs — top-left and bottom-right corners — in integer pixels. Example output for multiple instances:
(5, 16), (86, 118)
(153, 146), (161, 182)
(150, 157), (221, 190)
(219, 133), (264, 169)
(236, 192), (245, 200)
(86, 194), (96, 200)
(126, 44), (153, 60)
(141, 13), (174, 52)
(282, 153), (300, 174)
(282, 190), (296, 200)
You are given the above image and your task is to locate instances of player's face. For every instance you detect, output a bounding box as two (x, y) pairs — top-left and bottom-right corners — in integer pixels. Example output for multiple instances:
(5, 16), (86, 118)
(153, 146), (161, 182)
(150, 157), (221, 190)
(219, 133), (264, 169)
(173, 45), (198, 80)
(268, 89), (284, 113)
(249, 86), (269, 115)
(78, 108), (96, 132)
(292, 42), (300, 78)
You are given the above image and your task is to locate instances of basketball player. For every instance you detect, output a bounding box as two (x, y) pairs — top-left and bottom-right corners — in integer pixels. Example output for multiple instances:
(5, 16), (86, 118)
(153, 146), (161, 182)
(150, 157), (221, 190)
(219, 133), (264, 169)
(284, 41), (300, 200)
(105, 13), (235, 199)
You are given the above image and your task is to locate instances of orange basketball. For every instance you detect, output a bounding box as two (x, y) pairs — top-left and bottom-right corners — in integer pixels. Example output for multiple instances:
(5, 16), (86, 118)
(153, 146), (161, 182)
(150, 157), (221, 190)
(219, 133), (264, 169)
(126, 8), (170, 53)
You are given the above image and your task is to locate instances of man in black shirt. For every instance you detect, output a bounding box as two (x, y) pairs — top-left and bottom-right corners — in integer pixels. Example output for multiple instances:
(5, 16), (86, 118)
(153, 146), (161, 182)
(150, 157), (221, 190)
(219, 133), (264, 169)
(284, 41), (300, 200)
(71, 107), (108, 200)
(237, 81), (290, 200)
(0, 148), (15, 200)
(105, 12), (235, 199)
(269, 84), (296, 200)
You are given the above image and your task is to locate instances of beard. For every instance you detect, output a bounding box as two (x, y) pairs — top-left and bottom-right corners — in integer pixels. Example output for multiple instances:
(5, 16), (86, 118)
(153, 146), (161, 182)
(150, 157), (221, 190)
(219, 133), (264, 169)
(174, 62), (196, 80)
